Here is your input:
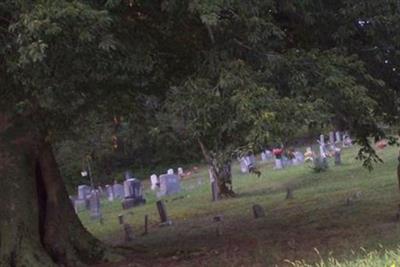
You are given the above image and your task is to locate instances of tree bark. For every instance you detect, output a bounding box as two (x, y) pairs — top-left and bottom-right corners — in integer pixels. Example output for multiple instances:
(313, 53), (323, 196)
(197, 139), (235, 198)
(397, 150), (400, 192)
(0, 113), (113, 266)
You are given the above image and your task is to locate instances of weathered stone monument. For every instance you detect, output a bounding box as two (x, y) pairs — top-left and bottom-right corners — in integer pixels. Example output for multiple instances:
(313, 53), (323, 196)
(156, 200), (172, 226)
(150, 174), (159, 190)
(167, 169), (174, 175)
(158, 174), (181, 197)
(178, 167), (184, 176)
(113, 183), (124, 199)
(89, 190), (102, 221)
(121, 179), (146, 210)
(252, 204), (265, 219)
(105, 185), (114, 201)
(334, 147), (342, 165)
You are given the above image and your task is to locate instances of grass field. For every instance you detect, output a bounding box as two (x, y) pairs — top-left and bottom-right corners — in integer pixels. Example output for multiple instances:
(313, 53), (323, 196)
(81, 144), (400, 267)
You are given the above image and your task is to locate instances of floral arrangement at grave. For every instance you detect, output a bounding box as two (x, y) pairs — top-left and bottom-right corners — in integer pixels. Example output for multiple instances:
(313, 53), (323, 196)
(273, 148), (284, 159)
(304, 147), (315, 162)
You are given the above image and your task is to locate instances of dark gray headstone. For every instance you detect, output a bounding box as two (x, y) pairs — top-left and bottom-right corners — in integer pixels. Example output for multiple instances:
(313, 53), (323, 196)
(89, 190), (102, 221)
(156, 200), (169, 224)
(252, 204), (265, 219)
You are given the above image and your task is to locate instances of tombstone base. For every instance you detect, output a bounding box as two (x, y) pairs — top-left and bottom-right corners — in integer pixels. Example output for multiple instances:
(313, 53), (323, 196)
(121, 197), (146, 210)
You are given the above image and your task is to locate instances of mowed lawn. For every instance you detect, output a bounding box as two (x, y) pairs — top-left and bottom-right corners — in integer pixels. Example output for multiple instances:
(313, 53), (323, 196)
(81, 144), (400, 267)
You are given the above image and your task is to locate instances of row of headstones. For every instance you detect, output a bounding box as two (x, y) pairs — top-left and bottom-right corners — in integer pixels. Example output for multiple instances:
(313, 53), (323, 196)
(149, 168), (182, 198)
(239, 150), (305, 173)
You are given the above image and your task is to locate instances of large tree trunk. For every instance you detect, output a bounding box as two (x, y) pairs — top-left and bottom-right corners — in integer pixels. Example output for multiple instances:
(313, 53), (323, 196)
(197, 139), (235, 198)
(209, 159), (235, 198)
(0, 113), (112, 266)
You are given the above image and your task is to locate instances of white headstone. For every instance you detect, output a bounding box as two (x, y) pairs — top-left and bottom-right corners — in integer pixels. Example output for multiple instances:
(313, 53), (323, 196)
(178, 167), (184, 175)
(320, 134), (325, 145)
(329, 131), (335, 144)
(78, 185), (91, 200)
(150, 174), (159, 190)
(335, 131), (341, 143)
(261, 152), (267, 161)
(105, 185), (114, 201)
(274, 159), (283, 169)
(167, 169), (174, 175)
(239, 158), (249, 173)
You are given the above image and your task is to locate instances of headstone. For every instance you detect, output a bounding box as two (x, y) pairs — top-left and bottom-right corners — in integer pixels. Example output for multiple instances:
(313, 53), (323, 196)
(156, 200), (170, 225)
(105, 185), (114, 201)
(282, 156), (291, 167)
(78, 185), (91, 200)
(320, 134), (325, 145)
(329, 131), (335, 144)
(73, 199), (87, 213)
(118, 214), (124, 224)
(293, 151), (304, 165)
(150, 174), (159, 190)
(261, 152), (267, 161)
(319, 144), (327, 159)
(265, 150), (273, 161)
(335, 131), (341, 144)
(122, 179), (146, 209)
(167, 169), (174, 175)
(239, 158), (249, 173)
(89, 190), (102, 221)
(158, 174), (181, 197)
(252, 204), (265, 219)
(113, 183), (124, 199)
(274, 158), (283, 169)
(334, 148), (342, 165)
(178, 167), (184, 176)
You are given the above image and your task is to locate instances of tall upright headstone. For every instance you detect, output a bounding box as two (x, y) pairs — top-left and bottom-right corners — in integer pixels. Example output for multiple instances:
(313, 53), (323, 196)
(239, 158), (249, 173)
(329, 131), (335, 144)
(89, 190), (102, 221)
(150, 174), (159, 190)
(105, 185), (114, 201)
(320, 134), (325, 145)
(335, 131), (341, 143)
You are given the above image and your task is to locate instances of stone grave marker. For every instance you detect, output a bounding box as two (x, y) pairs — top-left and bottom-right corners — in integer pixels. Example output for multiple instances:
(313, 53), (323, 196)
(252, 204), (265, 219)
(167, 169), (174, 175)
(89, 190), (102, 221)
(178, 167), (184, 176)
(150, 174), (159, 190)
(105, 185), (114, 201)
(158, 174), (181, 197)
(156, 200), (172, 226)
(239, 157), (249, 173)
(122, 179), (146, 210)
(113, 183), (124, 199)
(334, 147), (342, 165)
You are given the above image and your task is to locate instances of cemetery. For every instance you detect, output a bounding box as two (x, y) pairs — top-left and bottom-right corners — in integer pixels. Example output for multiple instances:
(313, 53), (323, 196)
(66, 141), (400, 267)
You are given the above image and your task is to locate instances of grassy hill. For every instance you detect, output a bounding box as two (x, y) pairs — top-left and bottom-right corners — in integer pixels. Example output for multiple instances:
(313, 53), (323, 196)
(80, 144), (400, 267)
